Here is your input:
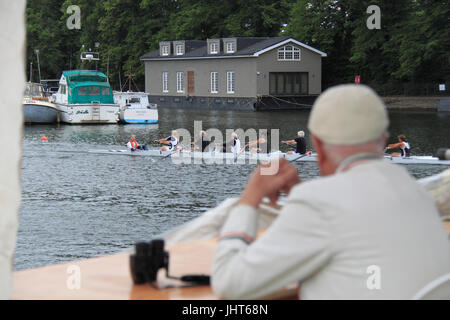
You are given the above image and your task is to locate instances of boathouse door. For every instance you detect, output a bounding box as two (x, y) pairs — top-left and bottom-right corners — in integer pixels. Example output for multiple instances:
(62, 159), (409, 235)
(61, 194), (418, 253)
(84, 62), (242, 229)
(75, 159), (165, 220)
(269, 72), (308, 95)
(187, 71), (194, 94)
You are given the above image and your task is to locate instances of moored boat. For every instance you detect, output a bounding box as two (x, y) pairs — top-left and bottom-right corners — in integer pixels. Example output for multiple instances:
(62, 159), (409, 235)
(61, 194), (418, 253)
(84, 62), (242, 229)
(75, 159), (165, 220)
(40, 79), (60, 97)
(23, 82), (58, 124)
(52, 70), (120, 124)
(114, 91), (158, 124)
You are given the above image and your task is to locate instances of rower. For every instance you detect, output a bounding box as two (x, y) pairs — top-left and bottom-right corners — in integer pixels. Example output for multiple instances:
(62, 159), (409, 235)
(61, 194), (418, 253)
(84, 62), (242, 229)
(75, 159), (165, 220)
(386, 134), (410, 157)
(223, 132), (241, 154)
(191, 130), (211, 152)
(246, 133), (267, 153)
(281, 131), (307, 155)
(155, 130), (179, 152)
(126, 135), (147, 151)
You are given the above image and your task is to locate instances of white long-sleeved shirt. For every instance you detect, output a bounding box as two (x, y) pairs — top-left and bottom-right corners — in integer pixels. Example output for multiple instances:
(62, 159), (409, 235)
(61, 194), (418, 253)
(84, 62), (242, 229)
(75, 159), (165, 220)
(211, 160), (450, 299)
(230, 138), (241, 154)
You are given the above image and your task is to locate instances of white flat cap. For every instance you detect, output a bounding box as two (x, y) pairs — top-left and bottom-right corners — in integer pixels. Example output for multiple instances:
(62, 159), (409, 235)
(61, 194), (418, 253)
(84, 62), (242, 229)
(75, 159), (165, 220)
(308, 84), (389, 145)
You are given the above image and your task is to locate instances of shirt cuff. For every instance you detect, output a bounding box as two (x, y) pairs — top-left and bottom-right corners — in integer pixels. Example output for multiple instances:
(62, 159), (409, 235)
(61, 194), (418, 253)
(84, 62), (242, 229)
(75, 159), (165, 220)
(219, 204), (259, 244)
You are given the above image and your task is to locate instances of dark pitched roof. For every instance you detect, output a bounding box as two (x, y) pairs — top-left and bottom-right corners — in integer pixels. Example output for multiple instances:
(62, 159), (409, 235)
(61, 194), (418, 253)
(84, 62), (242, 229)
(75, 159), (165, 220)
(140, 37), (326, 60)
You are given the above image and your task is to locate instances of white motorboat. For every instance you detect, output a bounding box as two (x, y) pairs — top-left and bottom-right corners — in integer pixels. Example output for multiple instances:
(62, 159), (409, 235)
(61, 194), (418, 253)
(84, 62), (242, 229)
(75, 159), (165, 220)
(52, 52), (120, 124)
(114, 91), (158, 124)
(53, 70), (119, 124)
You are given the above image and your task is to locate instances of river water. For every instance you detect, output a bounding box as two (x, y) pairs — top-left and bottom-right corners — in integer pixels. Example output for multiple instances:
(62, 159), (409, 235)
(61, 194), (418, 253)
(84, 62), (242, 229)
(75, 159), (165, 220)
(15, 108), (450, 270)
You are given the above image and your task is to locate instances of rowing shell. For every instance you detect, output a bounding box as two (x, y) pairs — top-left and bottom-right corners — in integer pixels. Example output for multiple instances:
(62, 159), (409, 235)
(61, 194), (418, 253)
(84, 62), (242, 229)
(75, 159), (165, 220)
(88, 149), (316, 163)
(88, 149), (450, 165)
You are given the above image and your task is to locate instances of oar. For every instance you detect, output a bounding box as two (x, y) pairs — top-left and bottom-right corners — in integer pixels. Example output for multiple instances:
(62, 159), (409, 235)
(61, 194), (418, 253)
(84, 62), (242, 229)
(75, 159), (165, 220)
(159, 144), (188, 161)
(160, 148), (179, 160)
(289, 153), (308, 162)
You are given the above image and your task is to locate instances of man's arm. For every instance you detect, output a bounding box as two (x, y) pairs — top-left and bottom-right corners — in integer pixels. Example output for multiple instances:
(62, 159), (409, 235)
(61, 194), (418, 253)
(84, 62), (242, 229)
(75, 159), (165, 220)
(211, 159), (331, 299)
(211, 199), (331, 299)
(281, 139), (297, 145)
(386, 142), (404, 150)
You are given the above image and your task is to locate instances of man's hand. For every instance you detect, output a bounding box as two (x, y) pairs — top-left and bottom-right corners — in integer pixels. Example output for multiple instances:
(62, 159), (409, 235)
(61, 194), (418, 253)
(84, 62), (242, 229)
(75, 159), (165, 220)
(238, 158), (300, 208)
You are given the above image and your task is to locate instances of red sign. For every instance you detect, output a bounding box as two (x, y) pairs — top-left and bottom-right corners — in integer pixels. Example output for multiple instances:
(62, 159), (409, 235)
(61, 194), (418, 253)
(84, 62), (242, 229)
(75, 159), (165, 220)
(355, 75), (361, 84)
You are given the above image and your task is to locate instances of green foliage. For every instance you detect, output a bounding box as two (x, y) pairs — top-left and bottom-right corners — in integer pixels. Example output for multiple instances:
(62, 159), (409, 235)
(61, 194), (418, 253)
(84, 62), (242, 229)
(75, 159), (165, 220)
(284, 0), (449, 92)
(26, 0), (449, 94)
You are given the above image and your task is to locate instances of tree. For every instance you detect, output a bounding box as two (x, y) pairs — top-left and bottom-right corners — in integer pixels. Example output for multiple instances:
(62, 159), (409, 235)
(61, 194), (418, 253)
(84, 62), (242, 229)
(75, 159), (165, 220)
(26, 0), (69, 80)
(393, 0), (450, 83)
(284, 0), (364, 87)
(97, 0), (178, 90)
(350, 0), (413, 88)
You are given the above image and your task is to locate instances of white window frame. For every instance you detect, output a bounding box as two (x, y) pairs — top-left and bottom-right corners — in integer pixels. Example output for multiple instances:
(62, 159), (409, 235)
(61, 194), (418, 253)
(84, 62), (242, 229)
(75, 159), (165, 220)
(161, 45), (169, 56)
(176, 72), (184, 93)
(162, 72), (168, 93)
(210, 42), (218, 54)
(210, 72), (218, 93)
(227, 71), (235, 94)
(277, 45), (301, 61)
(226, 42), (235, 54)
(175, 44), (183, 56)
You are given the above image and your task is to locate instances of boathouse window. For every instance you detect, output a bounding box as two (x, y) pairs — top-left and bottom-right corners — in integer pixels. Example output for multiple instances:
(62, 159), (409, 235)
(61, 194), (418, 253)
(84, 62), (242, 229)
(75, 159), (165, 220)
(101, 87), (110, 95)
(60, 85), (66, 95)
(89, 86), (100, 95)
(269, 72), (308, 95)
(227, 71), (235, 94)
(78, 87), (87, 95)
(161, 45), (169, 56)
(210, 43), (218, 54)
(210, 72), (218, 93)
(175, 44), (183, 56)
(176, 72), (184, 93)
(226, 42), (235, 53)
(277, 45), (301, 61)
(162, 72), (169, 92)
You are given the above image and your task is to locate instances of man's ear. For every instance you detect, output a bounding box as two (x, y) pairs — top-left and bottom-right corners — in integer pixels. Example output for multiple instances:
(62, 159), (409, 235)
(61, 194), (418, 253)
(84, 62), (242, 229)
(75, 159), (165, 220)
(312, 135), (325, 171)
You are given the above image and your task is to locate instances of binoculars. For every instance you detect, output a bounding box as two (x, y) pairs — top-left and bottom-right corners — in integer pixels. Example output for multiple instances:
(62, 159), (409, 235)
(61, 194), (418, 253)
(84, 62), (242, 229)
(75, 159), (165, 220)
(130, 239), (169, 284)
(129, 239), (210, 286)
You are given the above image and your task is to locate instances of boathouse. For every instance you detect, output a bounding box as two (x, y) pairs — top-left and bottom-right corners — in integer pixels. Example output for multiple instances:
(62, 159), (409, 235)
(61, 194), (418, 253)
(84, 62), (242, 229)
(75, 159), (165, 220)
(140, 37), (326, 110)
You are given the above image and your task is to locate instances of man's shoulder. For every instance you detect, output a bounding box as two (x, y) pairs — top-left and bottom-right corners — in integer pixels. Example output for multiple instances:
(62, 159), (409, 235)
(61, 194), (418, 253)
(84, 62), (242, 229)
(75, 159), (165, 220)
(288, 161), (415, 201)
(289, 173), (339, 201)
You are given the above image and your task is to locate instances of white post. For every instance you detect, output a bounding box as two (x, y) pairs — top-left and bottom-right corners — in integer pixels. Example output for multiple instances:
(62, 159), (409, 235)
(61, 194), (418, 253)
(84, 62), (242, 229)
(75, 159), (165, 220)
(0, 0), (25, 299)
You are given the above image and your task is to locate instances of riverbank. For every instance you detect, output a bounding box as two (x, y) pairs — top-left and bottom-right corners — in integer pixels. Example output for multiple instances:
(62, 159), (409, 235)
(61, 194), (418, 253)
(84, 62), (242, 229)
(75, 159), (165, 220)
(382, 96), (449, 111)
(252, 96), (449, 112)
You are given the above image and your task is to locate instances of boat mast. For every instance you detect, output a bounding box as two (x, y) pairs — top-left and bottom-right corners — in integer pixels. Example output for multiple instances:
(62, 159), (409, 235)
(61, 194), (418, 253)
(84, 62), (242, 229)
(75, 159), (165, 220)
(80, 45), (99, 70)
(35, 49), (41, 83)
(125, 68), (135, 92)
(106, 53), (110, 82)
(29, 61), (33, 82)
(118, 65), (122, 92)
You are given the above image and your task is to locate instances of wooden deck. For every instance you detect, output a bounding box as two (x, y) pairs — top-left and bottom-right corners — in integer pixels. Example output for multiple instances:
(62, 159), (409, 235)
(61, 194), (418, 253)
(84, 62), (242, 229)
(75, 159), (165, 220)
(12, 222), (450, 300)
(11, 232), (296, 300)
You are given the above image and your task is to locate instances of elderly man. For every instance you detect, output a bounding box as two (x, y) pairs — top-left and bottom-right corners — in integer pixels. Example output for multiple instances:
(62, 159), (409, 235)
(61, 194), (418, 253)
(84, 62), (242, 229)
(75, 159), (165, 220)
(211, 84), (450, 299)
(281, 130), (307, 155)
